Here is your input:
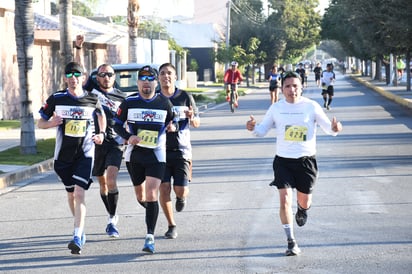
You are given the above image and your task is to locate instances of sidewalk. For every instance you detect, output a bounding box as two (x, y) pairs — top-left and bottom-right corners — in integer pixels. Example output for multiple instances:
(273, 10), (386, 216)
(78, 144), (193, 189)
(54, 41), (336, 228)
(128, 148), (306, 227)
(351, 75), (412, 109)
(1, 76), (411, 192)
(0, 128), (55, 192)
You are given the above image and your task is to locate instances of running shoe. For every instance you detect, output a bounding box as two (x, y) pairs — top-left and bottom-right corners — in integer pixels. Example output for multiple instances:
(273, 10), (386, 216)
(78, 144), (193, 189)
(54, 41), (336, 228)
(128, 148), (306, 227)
(285, 239), (301, 256)
(164, 225), (178, 239)
(234, 101), (238, 108)
(295, 207), (308, 227)
(175, 197), (186, 212)
(226, 96), (230, 102)
(142, 234), (155, 253)
(68, 236), (82, 255)
(106, 223), (120, 238)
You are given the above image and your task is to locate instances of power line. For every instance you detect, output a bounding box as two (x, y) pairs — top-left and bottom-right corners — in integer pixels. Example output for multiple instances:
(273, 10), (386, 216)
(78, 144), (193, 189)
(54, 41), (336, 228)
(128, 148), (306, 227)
(231, 0), (265, 25)
(232, 2), (263, 24)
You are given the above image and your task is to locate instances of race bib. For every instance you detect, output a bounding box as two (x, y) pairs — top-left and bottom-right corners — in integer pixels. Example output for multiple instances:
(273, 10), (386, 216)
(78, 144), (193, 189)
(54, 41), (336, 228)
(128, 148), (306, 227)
(137, 129), (159, 148)
(284, 125), (307, 142)
(65, 119), (87, 137)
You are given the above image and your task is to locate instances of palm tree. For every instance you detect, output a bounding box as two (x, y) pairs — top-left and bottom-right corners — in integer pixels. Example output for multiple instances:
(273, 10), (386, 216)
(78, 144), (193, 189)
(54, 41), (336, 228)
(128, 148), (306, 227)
(59, 0), (74, 89)
(14, 0), (36, 154)
(127, 0), (140, 62)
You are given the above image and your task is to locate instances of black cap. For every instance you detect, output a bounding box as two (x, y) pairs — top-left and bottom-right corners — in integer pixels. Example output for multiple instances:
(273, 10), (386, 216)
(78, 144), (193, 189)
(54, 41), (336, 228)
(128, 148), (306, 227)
(138, 65), (157, 78)
(65, 61), (84, 74)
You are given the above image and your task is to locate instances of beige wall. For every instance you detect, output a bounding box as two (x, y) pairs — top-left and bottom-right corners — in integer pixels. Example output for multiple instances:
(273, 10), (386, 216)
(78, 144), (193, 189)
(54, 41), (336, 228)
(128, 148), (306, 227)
(0, 8), (128, 120)
(0, 8), (19, 120)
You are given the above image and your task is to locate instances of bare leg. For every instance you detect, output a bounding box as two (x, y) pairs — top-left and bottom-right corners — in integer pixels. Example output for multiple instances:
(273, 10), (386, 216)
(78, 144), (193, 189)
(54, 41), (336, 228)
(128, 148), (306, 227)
(159, 182), (175, 226)
(296, 191), (312, 209)
(278, 188), (294, 225)
(73, 185), (86, 234)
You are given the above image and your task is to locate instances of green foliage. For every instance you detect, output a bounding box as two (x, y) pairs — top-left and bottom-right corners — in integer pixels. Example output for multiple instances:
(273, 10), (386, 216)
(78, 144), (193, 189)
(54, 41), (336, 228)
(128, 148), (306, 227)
(72, 1), (93, 17)
(137, 21), (169, 41)
(188, 58), (199, 72)
(216, 70), (225, 83)
(111, 16), (126, 24)
(318, 40), (346, 62)
(168, 38), (185, 56)
(215, 0), (322, 69)
(321, 0), (412, 59)
(51, 0), (93, 16)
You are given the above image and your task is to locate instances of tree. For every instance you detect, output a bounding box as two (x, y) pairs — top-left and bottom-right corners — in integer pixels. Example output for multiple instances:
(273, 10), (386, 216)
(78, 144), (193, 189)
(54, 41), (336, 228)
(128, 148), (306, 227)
(14, 0), (37, 154)
(322, 0), (411, 89)
(127, 0), (140, 62)
(59, 0), (74, 89)
(227, 0), (321, 69)
(72, 0), (93, 17)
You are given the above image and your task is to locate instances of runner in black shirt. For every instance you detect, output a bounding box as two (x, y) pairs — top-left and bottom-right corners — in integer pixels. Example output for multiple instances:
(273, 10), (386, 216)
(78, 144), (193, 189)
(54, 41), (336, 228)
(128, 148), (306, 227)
(38, 61), (106, 255)
(157, 63), (200, 239)
(113, 65), (177, 254)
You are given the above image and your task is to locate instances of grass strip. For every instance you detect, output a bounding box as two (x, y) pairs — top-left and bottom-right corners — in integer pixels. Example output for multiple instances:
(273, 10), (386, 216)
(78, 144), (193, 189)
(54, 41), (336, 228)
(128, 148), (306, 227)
(0, 138), (55, 166)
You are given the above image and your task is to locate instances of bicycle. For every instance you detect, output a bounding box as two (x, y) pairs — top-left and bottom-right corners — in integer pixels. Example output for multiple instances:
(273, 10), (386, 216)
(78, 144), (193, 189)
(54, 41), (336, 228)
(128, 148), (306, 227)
(229, 83), (237, 113)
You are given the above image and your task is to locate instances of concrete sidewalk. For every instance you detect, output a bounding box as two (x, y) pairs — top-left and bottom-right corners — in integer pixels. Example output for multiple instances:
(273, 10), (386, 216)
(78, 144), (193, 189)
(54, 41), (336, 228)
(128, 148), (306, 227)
(0, 128), (55, 192)
(1, 75), (411, 192)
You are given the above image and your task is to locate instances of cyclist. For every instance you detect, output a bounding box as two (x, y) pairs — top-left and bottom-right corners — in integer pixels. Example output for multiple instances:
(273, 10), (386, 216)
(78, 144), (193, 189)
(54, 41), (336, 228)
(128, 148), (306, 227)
(224, 61), (243, 107)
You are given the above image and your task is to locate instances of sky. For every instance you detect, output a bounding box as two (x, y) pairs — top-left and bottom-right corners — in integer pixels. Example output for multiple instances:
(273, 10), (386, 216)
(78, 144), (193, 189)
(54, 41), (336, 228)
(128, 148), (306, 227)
(91, 0), (330, 20)
(93, 0), (194, 18)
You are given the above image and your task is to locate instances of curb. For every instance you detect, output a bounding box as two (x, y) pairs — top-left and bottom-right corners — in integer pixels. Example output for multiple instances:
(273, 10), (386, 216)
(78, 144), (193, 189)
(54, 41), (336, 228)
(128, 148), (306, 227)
(351, 76), (412, 110)
(0, 159), (54, 191)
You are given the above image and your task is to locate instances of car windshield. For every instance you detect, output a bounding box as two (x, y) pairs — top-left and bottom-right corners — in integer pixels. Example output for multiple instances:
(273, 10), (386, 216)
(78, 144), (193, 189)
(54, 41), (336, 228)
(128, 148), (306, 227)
(115, 70), (139, 93)
(88, 63), (159, 95)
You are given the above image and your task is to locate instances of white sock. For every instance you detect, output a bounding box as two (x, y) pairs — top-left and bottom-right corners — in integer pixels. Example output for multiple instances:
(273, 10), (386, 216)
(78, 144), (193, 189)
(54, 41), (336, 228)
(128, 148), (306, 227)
(74, 227), (83, 238)
(283, 224), (294, 240)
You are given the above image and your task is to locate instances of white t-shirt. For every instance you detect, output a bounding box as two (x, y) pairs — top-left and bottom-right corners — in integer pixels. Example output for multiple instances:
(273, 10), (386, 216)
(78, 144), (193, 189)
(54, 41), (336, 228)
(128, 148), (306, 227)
(253, 97), (337, 158)
(321, 70), (335, 86)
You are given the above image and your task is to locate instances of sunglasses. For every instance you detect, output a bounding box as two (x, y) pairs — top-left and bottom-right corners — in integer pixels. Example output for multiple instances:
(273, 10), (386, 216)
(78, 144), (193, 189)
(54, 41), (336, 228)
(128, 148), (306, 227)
(138, 75), (156, 81)
(65, 72), (82, 78)
(97, 72), (114, 78)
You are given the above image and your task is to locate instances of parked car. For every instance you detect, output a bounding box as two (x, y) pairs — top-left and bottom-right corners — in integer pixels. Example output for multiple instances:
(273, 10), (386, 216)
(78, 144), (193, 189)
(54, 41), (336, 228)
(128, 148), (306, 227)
(85, 63), (160, 94)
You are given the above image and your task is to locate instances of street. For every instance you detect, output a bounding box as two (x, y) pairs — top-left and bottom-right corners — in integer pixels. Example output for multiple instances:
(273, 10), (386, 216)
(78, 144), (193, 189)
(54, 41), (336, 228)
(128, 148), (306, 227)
(1, 73), (411, 273)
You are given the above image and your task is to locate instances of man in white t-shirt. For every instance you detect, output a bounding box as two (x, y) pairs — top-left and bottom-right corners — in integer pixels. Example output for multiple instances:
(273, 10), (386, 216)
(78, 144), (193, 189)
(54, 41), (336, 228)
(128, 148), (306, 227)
(321, 63), (336, 110)
(246, 71), (342, 256)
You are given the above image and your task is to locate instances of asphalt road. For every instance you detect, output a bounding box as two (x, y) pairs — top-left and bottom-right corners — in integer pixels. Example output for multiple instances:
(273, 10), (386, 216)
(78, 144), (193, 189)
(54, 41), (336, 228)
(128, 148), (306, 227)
(1, 73), (411, 273)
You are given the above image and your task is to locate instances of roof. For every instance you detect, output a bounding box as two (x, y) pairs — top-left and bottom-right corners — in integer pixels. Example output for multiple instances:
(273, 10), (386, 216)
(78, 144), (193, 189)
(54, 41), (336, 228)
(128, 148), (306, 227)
(34, 13), (126, 44)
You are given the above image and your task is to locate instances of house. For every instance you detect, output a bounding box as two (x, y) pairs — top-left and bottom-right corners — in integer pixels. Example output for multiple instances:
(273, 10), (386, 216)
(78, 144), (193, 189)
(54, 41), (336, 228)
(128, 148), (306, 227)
(0, 2), (169, 120)
(167, 22), (224, 82)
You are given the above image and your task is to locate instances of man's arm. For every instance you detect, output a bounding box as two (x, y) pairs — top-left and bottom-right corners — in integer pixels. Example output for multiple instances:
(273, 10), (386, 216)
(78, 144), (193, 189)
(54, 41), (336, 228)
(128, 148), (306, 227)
(37, 113), (62, 129)
(74, 34), (87, 76)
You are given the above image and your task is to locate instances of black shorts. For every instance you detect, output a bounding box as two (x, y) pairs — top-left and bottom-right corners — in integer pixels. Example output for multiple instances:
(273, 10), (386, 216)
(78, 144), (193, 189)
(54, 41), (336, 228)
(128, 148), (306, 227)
(321, 85), (334, 96)
(54, 157), (93, 192)
(272, 155), (318, 194)
(92, 142), (124, 176)
(269, 81), (280, 92)
(315, 74), (321, 81)
(162, 150), (192, 186)
(126, 148), (165, 186)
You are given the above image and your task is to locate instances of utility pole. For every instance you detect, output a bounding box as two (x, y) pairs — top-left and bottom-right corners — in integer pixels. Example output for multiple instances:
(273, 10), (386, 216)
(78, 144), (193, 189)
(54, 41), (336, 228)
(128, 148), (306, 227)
(225, 0), (231, 71)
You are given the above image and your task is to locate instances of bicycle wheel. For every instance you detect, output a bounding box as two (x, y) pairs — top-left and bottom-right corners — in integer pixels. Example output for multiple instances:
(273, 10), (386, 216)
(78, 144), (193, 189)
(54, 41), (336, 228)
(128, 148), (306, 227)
(229, 89), (235, 113)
